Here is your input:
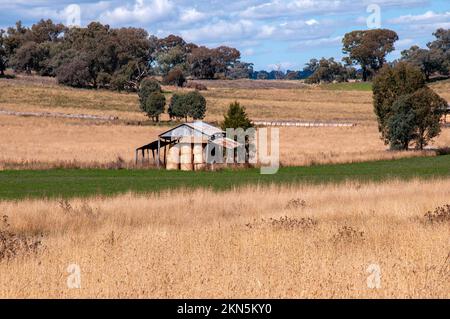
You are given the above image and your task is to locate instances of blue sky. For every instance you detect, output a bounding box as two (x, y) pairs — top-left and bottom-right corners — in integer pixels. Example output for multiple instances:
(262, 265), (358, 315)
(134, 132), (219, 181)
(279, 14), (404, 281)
(0, 0), (449, 70)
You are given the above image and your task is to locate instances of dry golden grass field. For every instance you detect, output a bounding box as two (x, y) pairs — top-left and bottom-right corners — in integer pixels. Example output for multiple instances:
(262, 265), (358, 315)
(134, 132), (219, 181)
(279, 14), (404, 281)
(0, 75), (449, 299)
(0, 180), (449, 298)
(1, 75), (449, 168)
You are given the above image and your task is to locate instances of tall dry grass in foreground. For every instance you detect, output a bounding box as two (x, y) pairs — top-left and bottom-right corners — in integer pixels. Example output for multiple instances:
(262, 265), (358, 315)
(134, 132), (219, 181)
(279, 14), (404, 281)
(0, 179), (449, 298)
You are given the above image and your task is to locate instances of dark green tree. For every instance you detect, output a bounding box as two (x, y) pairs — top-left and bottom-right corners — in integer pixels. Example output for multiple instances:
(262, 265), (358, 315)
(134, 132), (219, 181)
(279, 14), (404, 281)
(168, 91), (206, 122)
(372, 62), (425, 142)
(138, 78), (163, 121)
(168, 93), (188, 121)
(386, 94), (416, 150)
(221, 101), (253, 130)
(185, 91), (206, 120)
(141, 92), (166, 122)
(10, 41), (41, 74)
(410, 87), (447, 150)
(375, 64), (446, 150)
(138, 78), (161, 101)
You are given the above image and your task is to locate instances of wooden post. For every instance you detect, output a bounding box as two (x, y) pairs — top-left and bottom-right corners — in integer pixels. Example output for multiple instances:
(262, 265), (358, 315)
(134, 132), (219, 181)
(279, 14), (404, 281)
(163, 145), (167, 167)
(157, 139), (161, 169)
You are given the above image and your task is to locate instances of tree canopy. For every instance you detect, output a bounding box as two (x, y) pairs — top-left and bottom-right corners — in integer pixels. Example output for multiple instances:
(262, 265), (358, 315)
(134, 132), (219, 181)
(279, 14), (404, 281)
(305, 57), (356, 84)
(373, 62), (446, 150)
(373, 62), (425, 141)
(401, 28), (450, 80)
(168, 91), (207, 122)
(342, 29), (398, 81)
(221, 101), (253, 130)
(141, 92), (166, 122)
(0, 20), (249, 90)
(138, 78), (164, 122)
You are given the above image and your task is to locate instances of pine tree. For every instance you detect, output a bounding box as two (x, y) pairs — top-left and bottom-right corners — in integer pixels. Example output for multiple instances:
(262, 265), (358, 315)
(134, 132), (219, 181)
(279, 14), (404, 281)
(221, 101), (253, 130)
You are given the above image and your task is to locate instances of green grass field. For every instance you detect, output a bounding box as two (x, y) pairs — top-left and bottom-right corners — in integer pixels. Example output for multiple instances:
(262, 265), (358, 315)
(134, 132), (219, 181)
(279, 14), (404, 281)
(1, 155), (449, 200)
(321, 82), (373, 91)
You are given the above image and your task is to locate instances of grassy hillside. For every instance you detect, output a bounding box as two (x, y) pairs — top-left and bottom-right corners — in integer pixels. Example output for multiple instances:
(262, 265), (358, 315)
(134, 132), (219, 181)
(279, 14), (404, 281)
(1, 155), (450, 199)
(0, 75), (376, 122)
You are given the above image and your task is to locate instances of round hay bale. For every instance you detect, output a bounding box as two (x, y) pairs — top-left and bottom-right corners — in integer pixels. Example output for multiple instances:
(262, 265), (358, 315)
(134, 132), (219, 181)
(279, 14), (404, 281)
(166, 144), (180, 170)
(193, 143), (204, 164)
(180, 143), (193, 171)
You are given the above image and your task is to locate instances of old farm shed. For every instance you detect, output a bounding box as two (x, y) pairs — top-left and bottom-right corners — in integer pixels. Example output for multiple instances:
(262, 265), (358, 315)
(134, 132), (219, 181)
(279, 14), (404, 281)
(135, 121), (240, 171)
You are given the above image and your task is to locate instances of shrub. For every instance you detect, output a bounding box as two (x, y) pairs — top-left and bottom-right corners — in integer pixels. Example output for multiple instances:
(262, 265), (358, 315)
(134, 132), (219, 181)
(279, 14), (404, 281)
(332, 226), (365, 244)
(244, 216), (317, 231)
(424, 204), (450, 224)
(163, 68), (186, 87)
(285, 198), (307, 209)
(269, 216), (317, 231)
(0, 215), (43, 261)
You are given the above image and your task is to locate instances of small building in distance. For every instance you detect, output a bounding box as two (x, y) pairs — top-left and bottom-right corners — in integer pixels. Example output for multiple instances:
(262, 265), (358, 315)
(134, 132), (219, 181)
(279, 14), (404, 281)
(135, 121), (241, 171)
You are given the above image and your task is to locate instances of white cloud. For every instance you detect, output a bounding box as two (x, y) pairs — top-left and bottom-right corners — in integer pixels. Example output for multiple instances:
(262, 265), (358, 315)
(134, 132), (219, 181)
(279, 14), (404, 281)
(99, 0), (174, 25)
(388, 10), (450, 37)
(305, 19), (319, 26)
(180, 19), (255, 42)
(259, 25), (276, 38)
(243, 48), (255, 56)
(240, 0), (429, 20)
(389, 10), (450, 24)
(179, 8), (207, 23)
(291, 35), (343, 49)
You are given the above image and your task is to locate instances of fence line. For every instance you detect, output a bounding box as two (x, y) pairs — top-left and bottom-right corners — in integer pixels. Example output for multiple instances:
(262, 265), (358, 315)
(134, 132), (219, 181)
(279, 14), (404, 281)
(253, 120), (357, 127)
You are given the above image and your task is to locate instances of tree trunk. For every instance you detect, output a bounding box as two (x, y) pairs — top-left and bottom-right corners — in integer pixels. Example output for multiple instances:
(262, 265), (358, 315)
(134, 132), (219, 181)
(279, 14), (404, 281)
(418, 129), (425, 150)
(362, 66), (368, 82)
